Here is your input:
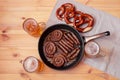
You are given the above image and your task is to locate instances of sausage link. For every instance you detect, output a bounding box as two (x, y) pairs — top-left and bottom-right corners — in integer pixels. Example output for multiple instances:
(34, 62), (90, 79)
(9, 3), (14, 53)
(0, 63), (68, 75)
(67, 48), (78, 58)
(57, 43), (68, 53)
(67, 33), (78, 44)
(61, 39), (74, 50)
(59, 40), (71, 52)
(64, 33), (74, 44)
(70, 48), (80, 60)
(71, 33), (80, 44)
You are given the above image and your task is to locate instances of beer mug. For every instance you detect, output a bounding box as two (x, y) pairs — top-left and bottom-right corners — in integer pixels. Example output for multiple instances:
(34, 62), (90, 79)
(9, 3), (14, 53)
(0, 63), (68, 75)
(23, 18), (46, 37)
(85, 41), (105, 58)
(23, 56), (44, 73)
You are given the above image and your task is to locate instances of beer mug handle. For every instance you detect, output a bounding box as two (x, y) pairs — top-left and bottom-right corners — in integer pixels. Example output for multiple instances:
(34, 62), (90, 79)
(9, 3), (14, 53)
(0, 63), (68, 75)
(38, 22), (46, 30)
(97, 50), (106, 57)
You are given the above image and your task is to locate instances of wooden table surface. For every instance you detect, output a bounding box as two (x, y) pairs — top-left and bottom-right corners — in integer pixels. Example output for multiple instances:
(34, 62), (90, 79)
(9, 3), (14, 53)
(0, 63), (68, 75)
(0, 0), (120, 80)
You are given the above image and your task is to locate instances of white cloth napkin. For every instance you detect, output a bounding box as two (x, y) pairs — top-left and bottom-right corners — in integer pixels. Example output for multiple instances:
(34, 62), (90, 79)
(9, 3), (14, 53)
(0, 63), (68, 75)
(46, 0), (120, 79)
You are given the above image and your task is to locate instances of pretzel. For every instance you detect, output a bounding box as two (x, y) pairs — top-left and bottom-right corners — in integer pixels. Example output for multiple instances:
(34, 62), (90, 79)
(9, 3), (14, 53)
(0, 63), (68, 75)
(62, 3), (75, 23)
(73, 11), (84, 28)
(56, 3), (94, 33)
(64, 10), (75, 24)
(56, 6), (65, 20)
(56, 3), (75, 22)
(76, 13), (94, 32)
(61, 3), (75, 11)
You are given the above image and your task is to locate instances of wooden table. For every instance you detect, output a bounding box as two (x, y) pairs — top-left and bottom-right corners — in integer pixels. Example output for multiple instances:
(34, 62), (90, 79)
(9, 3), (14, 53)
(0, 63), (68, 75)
(0, 0), (120, 80)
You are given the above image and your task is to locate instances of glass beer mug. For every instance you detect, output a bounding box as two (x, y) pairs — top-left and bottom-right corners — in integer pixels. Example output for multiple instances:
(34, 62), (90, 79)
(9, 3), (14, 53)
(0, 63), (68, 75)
(23, 18), (46, 37)
(23, 56), (44, 73)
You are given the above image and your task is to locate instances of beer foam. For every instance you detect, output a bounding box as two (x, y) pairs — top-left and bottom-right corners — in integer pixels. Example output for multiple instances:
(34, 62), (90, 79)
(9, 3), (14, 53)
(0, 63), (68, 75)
(85, 41), (99, 56)
(24, 56), (38, 72)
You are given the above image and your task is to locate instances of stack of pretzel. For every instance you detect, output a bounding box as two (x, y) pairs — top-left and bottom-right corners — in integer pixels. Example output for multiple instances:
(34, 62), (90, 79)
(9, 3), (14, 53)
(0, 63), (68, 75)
(56, 3), (94, 33)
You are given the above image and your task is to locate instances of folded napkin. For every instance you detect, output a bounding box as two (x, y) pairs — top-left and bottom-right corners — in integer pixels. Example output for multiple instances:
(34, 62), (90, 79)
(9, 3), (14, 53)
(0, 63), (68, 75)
(46, 0), (120, 79)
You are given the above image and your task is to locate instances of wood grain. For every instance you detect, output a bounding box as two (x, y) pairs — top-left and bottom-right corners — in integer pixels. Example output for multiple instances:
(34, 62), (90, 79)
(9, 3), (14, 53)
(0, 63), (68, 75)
(0, 74), (116, 80)
(0, 0), (120, 80)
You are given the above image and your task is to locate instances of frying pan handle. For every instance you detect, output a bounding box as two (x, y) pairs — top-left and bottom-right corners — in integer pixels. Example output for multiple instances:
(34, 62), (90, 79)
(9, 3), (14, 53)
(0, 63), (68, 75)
(84, 31), (110, 42)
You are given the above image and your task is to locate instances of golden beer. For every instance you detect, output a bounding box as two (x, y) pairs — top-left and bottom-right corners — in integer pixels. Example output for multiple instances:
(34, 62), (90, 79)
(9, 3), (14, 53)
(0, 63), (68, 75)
(23, 18), (45, 37)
